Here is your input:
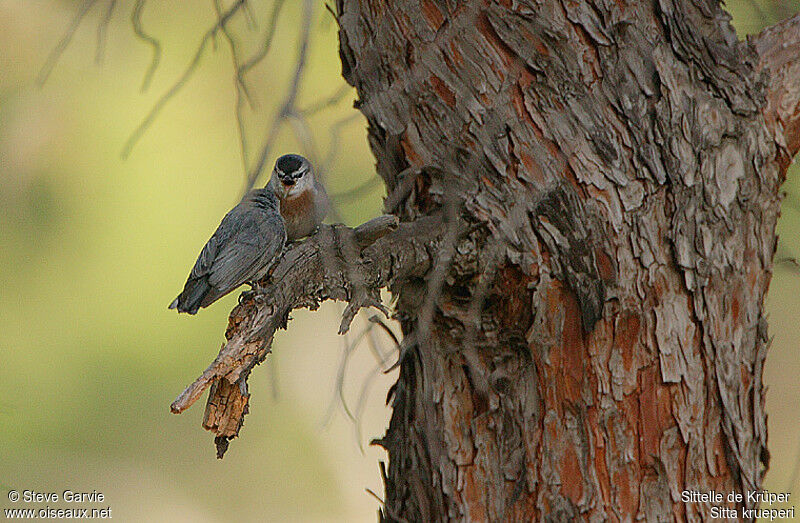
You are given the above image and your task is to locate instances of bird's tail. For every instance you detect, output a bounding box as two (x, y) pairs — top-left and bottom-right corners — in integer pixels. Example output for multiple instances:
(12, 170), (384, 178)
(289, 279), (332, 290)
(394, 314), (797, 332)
(168, 277), (212, 315)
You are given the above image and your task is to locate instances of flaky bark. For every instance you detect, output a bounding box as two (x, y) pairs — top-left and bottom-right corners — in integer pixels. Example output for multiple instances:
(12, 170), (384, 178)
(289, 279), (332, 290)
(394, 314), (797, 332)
(335, 1), (800, 521)
(753, 14), (800, 162)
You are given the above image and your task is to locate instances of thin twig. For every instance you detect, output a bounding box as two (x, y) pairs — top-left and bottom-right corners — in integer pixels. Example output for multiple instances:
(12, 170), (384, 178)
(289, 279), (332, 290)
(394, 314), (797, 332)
(299, 84), (353, 116)
(95, 0), (117, 65)
(324, 2), (340, 22)
(369, 314), (401, 349)
(131, 0), (161, 92)
(239, 0), (287, 77)
(353, 327), (396, 450)
(320, 318), (374, 427)
(365, 488), (385, 505)
(121, 0), (248, 158)
(321, 112), (362, 173)
(213, 0), (252, 173)
(242, 0), (258, 30)
(213, 0), (253, 106)
(286, 112), (323, 172)
(354, 359), (385, 451)
(246, 0), (313, 191)
(365, 316), (397, 365)
(38, 0), (99, 86)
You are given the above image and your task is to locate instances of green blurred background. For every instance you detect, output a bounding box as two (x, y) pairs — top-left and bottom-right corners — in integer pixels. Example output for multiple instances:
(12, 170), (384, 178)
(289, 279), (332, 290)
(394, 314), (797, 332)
(1, 1), (798, 521)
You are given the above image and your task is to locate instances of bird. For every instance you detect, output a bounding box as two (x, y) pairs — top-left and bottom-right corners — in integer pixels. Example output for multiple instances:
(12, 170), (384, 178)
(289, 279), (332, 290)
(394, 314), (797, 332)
(266, 153), (330, 240)
(169, 187), (286, 314)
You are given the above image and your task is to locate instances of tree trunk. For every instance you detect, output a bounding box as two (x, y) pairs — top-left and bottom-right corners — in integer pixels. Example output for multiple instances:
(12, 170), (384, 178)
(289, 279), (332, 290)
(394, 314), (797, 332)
(337, 1), (800, 520)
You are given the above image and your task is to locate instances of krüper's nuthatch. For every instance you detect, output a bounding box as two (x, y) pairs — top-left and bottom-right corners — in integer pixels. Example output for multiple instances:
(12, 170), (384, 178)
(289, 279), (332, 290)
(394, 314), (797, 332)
(169, 186), (286, 314)
(267, 153), (330, 240)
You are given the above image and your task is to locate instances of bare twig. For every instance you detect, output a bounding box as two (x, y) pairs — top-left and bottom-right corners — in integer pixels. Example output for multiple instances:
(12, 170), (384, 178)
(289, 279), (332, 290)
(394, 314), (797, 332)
(365, 316), (397, 364)
(321, 113), (362, 172)
(353, 326), (397, 449)
(299, 84), (353, 116)
(336, 329), (361, 422)
(131, 0), (161, 92)
(213, 0), (253, 173)
(353, 358), (386, 450)
(320, 336), (355, 427)
(38, 0), (99, 86)
(246, 0), (313, 191)
(368, 314), (401, 349)
(322, 313), (396, 441)
(324, 1), (340, 22)
(213, 0), (252, 105)
(365, 488), (385, 505)
(286, 113), (323, 171)
(121, 0), (248, 158)
(239, 0), (287, 77)
(241, 0), (258, 30)
(95, 0), (117, 65)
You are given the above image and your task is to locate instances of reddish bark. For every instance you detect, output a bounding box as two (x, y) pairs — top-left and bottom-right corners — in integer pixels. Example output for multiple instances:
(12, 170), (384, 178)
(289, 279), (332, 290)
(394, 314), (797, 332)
(335, 1), (800, 520)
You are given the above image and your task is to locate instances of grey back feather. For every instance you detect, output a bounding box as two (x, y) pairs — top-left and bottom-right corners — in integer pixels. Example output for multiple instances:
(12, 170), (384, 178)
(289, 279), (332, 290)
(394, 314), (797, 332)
(171, 188), (286, 313)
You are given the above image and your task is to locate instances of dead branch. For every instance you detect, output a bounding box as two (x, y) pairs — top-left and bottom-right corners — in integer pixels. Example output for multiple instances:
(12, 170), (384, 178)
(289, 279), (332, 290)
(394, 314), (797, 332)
(239, 0), (287, 77)
(95, 0), (116, 65)
(752, 13), (800, 159)
(131, 0), (161, 92)
(284, 110), (348, 224)
(320, 113), (362, 172)
(299, 84), (352, 116)
(245, 0), (313, 191)
(171, 214), (444, 457)
(121, 0), (249, 158)
(213, 0), (252, 174)
(37, 0), (99, 86)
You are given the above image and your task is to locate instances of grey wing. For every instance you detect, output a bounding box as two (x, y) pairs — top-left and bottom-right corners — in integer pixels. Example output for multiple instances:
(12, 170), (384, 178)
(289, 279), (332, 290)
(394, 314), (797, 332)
(206, 212), (285, 293)
(187, 207), (242, 280)
(188, 229), (221, 280)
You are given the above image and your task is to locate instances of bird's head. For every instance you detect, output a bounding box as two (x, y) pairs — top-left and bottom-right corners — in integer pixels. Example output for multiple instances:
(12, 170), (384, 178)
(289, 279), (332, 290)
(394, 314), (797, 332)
(271, 154), (314, 199)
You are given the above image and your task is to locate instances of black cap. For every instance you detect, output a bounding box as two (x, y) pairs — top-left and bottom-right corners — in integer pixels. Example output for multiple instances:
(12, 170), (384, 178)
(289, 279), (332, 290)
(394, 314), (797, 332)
(276, 154), (304, 174)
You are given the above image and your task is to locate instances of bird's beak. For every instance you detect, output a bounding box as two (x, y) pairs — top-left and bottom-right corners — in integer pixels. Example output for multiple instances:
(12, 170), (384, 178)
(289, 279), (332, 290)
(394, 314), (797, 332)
(280, 177), (296, 187)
